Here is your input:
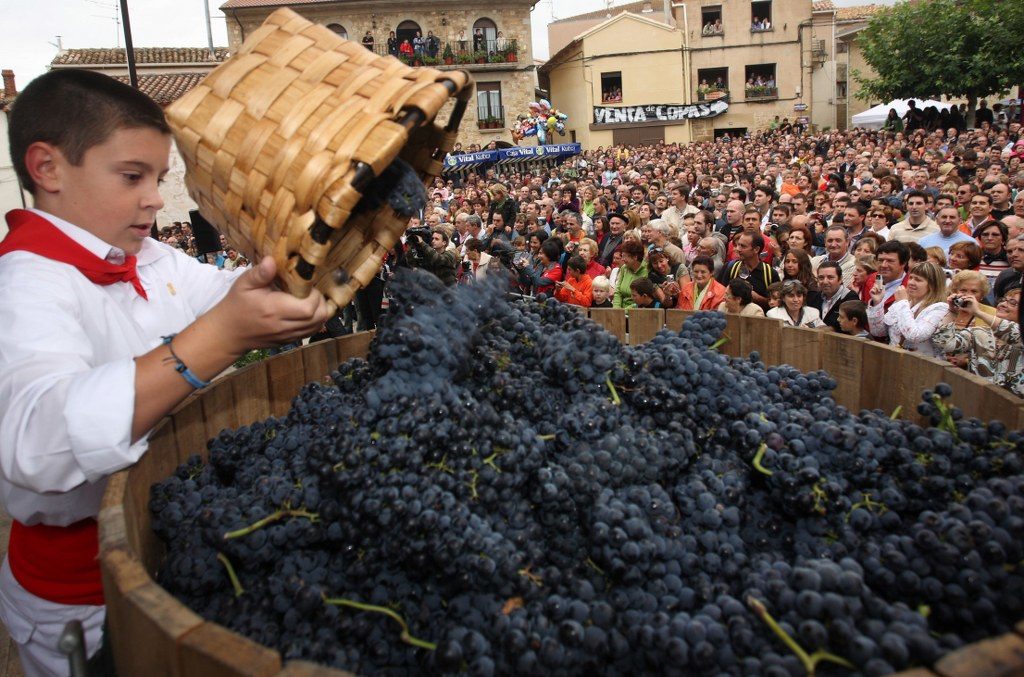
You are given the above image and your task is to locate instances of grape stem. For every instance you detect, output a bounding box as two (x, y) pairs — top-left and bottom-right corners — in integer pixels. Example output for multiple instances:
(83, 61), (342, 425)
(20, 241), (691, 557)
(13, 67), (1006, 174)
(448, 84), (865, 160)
(747, 596), (854, 675)
(751, 443), (774, 476)
(605, 373), (622, 406)
(889, 405), (902, 419)
(518, 566), (544, 587)
(322, 595), (436, 651)
(931, 394), (959, 439)
(216, 553), (245, 597)
(222, 508), (320, 540)
(710, 334), (730, 351)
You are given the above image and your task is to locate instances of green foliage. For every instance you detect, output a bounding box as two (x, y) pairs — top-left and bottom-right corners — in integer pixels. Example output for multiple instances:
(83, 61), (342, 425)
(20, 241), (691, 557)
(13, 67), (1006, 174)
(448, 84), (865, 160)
(853, 0), (1024, 116)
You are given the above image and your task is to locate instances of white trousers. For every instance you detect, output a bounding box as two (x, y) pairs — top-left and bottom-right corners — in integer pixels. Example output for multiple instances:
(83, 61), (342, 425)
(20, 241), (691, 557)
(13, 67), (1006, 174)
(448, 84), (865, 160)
(0, 557), (104, 677)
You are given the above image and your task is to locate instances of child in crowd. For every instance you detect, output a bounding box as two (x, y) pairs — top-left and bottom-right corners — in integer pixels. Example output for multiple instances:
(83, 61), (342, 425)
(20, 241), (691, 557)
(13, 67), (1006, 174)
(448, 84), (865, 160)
(0, 70), (329, 673)
(591, 276), (613, 307)
(630, 278), (662, 308)
(838, 300), (871, 338)
(766, 281), (784, 309)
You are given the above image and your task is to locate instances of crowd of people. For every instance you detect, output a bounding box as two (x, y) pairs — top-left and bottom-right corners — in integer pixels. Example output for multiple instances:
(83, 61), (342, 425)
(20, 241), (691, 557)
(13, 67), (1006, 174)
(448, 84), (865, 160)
(151, 112), (1024, 398)
(154, 223), (250, 270)
(396, 118), (1024, 398)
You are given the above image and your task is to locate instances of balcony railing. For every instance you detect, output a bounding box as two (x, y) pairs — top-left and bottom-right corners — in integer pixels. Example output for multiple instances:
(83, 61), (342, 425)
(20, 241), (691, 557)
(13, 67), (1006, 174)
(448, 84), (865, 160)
(697, 88), (729, 102)
(476, 105), (505, 129)
(745, 85), (778, 100)
(367, 39), (519, 67)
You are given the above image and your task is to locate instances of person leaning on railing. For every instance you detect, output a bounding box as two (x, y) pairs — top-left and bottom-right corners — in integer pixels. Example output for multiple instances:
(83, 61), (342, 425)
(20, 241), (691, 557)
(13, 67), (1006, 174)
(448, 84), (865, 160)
(934, 288), (1024, 397)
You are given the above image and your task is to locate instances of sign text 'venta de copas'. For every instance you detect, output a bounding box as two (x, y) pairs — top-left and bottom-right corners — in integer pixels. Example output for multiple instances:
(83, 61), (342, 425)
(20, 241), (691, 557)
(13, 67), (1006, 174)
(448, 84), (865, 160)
(593, 100), (729, 125)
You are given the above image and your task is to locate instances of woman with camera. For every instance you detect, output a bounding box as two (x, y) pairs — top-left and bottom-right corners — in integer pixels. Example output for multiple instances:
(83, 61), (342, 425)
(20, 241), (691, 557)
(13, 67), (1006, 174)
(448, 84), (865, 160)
(516, 238), (564, 297)
(866, 261), (949, 356)
(933, 288), (1023, 397)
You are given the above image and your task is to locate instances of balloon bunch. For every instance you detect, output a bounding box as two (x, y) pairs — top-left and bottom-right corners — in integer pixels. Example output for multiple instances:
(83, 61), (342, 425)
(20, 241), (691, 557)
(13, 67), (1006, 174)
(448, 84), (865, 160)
(510, 99), (568, 145)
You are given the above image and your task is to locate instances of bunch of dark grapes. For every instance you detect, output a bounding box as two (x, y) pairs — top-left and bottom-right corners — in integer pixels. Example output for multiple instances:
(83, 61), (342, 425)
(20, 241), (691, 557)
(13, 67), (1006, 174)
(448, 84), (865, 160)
(152, 269), (1024, 675)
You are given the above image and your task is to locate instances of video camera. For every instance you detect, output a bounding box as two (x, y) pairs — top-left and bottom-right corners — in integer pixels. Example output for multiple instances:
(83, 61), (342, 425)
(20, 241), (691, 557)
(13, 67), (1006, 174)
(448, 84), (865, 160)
(405, 226), (433, 247)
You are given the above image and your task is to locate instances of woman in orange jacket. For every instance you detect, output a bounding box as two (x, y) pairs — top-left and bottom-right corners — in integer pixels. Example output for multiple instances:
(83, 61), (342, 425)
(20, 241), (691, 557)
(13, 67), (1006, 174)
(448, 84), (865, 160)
(676, 256), (727, 311)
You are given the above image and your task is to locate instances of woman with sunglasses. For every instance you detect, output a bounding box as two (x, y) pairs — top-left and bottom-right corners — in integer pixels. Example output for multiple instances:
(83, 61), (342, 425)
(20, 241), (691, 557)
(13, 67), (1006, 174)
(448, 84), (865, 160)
(766, 280), (825, 327)
(865, 208), (891, 238)
(976, 220), (1010, 293)
(934, 288), (1023, 396)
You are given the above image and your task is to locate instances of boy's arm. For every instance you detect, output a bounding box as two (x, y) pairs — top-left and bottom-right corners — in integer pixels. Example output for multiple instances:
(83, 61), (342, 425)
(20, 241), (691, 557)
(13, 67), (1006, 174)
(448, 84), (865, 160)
(131, 257), (328, 441)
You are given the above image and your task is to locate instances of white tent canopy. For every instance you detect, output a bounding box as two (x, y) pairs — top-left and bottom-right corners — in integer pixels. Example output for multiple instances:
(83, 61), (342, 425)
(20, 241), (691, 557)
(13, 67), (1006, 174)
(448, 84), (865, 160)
(851, 98), (953, 129)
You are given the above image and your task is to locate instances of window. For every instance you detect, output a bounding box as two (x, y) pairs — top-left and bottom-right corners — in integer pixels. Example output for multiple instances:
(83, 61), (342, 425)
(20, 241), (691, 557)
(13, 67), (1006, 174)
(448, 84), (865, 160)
(701, 5), (723, 36)
(836, 81), (848, 99)
(697, 67), (728, 100)
(744, 64), (777, 99)
(473, 18), (498, 54)
(326, 23), (348, 39)
(395, 20), (421, 49)
(601, 72), (623, 103)
(836, 41), (849, 54)
(476, 81), (504, 127)
(751, 1), (772, 31)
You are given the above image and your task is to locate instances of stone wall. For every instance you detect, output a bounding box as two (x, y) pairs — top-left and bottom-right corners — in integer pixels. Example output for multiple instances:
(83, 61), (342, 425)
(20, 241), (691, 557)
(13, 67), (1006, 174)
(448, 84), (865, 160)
(223, 2), (540, 148)
(225, 2), (535, 64)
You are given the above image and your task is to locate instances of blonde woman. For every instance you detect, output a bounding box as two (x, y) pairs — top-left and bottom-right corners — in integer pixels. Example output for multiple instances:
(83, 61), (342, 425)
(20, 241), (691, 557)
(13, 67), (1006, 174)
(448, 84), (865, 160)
(867, 261), (949, 356)
(944, 270), (996, 328)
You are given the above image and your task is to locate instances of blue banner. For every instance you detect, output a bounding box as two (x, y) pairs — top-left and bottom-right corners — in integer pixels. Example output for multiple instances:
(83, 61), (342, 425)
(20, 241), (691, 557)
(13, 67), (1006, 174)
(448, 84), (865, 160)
(442, 143), (582, 174)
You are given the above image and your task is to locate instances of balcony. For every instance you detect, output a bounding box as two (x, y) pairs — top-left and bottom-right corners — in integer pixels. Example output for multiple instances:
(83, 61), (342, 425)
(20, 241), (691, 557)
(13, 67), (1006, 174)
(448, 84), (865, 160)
(476, 105), (505, 130)
(697, 87), (729, 102)
(368, 39), (520, 70)
(745, 85), (778, 101)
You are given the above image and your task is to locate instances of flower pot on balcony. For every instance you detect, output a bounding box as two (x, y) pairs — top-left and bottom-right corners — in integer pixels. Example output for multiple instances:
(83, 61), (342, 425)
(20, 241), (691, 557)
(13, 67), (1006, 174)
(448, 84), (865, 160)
(444, 57), (454, 65)
(506, 52), (517, 63)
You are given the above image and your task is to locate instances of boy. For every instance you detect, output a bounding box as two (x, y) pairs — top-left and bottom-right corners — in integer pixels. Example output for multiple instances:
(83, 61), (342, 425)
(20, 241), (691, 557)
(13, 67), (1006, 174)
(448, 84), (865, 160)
(630, 278), (662, 309)
(0, 70), (329, 674)
(837, 300), (870, 338)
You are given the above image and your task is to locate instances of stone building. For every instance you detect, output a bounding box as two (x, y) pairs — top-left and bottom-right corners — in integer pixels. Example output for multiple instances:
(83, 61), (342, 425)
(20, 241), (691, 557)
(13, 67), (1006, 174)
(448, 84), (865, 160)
(545, 0), (871, 141)
(541, 13), (692, 148)
(219, 0), (540, 148)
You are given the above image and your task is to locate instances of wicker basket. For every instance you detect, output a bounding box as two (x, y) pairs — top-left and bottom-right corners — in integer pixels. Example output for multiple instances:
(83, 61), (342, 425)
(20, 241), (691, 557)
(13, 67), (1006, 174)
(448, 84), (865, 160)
(166, 8), (472, 309)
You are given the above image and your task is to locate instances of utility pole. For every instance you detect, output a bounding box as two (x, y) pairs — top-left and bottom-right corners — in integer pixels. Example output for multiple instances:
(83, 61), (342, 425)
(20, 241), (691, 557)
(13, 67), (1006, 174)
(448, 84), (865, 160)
(119, 0), (138, 88)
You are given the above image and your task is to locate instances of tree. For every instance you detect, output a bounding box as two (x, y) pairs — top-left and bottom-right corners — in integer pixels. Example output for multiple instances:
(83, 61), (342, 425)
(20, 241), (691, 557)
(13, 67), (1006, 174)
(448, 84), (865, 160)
(852, 0), (1024, 127)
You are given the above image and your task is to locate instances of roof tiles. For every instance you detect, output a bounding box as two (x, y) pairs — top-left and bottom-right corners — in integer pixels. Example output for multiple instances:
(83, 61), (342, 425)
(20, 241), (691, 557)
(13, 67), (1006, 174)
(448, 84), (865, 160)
(51, 47), (229, 66)
(113, 72), (208, 106)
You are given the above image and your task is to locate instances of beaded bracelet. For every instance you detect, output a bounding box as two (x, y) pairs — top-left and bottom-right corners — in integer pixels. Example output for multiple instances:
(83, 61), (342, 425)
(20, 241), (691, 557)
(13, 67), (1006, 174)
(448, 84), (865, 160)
(161, 334), (211, 389)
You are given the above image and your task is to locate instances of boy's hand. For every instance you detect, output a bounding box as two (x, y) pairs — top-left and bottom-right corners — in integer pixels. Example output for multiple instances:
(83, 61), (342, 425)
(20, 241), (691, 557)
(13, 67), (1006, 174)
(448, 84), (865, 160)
(205, 257), (331, 354)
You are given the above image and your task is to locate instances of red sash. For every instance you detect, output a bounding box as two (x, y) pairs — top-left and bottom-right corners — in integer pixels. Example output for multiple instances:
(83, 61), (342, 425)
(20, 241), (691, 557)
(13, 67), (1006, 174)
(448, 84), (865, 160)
(7, 520), (103, 606)
(1, 210), (147, 299)
(0, 208), (137, 606)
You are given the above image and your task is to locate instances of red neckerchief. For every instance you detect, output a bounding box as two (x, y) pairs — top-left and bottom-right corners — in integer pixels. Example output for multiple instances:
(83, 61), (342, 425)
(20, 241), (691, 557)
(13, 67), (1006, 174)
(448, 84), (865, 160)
(1, 210), (148, 299)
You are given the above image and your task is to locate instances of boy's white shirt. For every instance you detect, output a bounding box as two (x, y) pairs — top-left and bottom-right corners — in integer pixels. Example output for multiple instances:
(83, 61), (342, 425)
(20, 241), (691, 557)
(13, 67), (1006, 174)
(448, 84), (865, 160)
(0, 209), (240, 526)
